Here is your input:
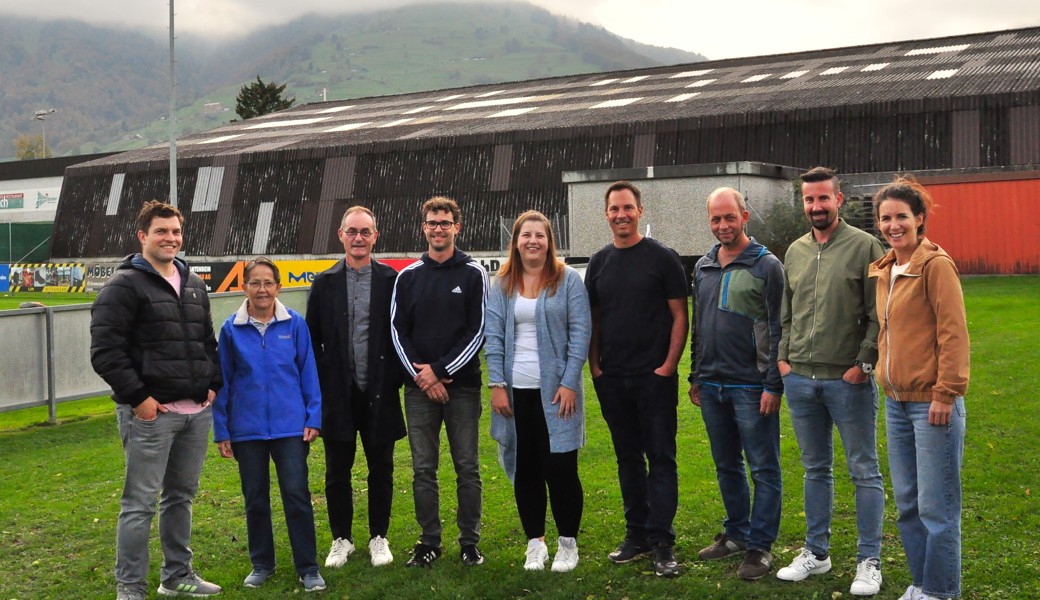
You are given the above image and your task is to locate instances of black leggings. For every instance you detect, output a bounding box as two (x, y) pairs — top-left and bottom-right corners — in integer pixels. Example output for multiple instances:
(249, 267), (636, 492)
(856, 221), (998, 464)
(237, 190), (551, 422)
(512, 388), (583, 539)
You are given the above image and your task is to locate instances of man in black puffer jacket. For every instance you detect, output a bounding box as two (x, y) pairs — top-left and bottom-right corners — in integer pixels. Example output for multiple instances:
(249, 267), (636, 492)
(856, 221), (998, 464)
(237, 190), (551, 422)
(91, 200), (223, 600)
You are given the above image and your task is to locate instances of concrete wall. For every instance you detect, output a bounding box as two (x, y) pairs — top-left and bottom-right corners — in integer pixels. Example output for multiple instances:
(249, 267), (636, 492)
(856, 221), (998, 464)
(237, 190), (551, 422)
(566, 162), (800, 258)
(0, 287), (310, 415)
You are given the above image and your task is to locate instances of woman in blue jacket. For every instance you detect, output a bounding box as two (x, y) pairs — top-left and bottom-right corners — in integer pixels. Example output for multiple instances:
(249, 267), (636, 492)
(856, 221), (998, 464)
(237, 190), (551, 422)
(213, 257), (325, 592)
(486, 211), (592, 573)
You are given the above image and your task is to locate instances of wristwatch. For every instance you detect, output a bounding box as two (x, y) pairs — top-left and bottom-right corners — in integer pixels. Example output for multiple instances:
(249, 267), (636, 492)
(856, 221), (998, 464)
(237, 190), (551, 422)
(857, 361), (874, 374)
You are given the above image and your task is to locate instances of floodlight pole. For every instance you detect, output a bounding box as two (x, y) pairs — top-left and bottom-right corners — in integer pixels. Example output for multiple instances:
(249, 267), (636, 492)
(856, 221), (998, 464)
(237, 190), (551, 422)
(169, 0), (178, 207)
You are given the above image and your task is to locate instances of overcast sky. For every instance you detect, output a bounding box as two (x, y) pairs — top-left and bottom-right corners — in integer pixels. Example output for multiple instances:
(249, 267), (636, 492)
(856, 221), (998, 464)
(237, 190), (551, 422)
(1, 0), (1037, 59)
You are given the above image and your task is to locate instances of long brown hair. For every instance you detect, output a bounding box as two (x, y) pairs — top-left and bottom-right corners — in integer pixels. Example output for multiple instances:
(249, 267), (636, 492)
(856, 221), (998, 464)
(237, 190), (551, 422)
(497, 211), (564, 297)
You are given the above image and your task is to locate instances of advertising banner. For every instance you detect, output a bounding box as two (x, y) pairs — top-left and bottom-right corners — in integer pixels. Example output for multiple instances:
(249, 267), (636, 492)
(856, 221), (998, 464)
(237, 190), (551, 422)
(0, 193), (25, 210)
(9, 263), (86, 292)
(0, 264), (9, 293)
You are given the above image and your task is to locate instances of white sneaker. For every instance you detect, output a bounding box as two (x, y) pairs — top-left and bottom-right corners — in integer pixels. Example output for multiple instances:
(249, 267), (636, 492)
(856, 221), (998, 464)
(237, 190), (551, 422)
(551, 536), (579, 573)
(851, 558), (882, 595)
(369, 535), (394, 567)
(325, 537), (355, 568)
(776, 547), (832, 581)
(898, 584), (924, 600)
(524, 538), (549, 571)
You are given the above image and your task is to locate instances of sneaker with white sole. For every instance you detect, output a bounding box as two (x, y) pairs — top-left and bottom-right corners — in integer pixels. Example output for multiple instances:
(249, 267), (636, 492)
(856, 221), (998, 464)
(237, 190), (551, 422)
(243, 568), (273, 588)
(776, 547), (832, 581)
(369, 535), (394, 567)
(551, 537), (579, 573)
(850, 558), (882, 595)
(157, 571), (222, 596)
(325, 537), (355, 568)
(116, 582), (146, 600)
(524, 538), (549, 571)
(898, 584), (924, 600)
(299, 572), (326, 593)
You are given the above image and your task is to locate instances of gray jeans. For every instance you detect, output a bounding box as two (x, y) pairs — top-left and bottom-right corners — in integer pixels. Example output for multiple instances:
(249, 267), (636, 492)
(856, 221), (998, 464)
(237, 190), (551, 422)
(115, 404), (211, 586)
(404, 386), (482, 547)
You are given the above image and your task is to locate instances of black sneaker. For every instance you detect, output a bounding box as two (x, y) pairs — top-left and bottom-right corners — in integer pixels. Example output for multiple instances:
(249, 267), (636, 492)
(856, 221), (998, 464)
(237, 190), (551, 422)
(737, 549), (773, 580)
(698, 532), (747, 560)
(653, 544), (680, 577)
(405, 543), (442, 568)
(608, 537), (652, 564)
(460, 544), (484, 566)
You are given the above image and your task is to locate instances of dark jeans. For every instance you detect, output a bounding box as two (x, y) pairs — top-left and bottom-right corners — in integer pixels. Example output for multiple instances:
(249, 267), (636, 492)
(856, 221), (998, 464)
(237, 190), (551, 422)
(324, 387), (396, 541)
(593, 372), (679, 546)
(698, 382), (782, 552)
(404, 385), (482, 547)
(513, 388), (583, 539)
(233, 437), (318, 576)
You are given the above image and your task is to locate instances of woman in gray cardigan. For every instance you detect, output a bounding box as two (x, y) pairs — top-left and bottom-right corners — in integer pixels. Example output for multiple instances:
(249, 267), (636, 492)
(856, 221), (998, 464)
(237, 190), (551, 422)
(486, 211), (592, 573)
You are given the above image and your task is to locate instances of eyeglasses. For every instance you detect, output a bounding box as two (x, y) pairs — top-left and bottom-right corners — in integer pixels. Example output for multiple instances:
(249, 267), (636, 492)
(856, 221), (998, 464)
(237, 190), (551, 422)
(246, 280), (278, 290)
(341, 228), (375, 239)
(424, 220), (456, 230)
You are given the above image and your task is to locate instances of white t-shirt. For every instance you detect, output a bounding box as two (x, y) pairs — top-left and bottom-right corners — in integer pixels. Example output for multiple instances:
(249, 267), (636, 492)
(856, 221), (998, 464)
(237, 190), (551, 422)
(511, 296), (540, 389)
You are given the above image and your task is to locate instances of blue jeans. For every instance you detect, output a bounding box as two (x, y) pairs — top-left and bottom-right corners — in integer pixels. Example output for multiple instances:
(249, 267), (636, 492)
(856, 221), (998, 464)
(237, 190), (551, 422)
(887, 397), (965, 599)
(115, 405), (211, 586)
(593, 372), (679, 546)
(404, 386), (482, 547)
(233, 437), (318, 576)
(698, 382), (782, 552)
(784, 373), (884, 561)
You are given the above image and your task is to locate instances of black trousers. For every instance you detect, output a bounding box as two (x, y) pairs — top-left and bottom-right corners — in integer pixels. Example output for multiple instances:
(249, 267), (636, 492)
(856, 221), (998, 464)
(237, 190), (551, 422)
(323, 385), (396, 541)
(512, 388), (583, 539)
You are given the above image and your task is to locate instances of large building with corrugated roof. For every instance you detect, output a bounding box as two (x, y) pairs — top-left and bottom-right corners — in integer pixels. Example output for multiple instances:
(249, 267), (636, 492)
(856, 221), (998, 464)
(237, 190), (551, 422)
(52, 26), (1040, 272)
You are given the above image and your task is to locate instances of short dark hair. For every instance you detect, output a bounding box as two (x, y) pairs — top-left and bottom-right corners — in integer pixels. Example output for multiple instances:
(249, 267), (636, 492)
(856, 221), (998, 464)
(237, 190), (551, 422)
(136, 200), (183, 233)
(872, 176), (934, 236)
(421, 196), (461, 223)
(604, 180), (642, 209)
(800, 166), (841, 194)
(244, 256), (281, 284)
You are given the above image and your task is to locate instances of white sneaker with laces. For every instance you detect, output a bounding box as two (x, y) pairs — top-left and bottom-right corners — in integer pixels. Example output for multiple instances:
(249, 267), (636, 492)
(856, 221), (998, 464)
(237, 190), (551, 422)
(325, 537), (355, 568)
(524, 538), (549, 571)
(898, 584), (924, 600)
(551, 536), (579, 573)
(850, 558), (882, 595)
(776, 547), (832, 581)
(369, 535), (394, 566)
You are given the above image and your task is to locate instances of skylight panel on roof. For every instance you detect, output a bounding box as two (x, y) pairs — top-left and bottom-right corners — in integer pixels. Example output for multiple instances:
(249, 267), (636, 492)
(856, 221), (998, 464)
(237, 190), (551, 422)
(435, 94), (466, 102)
(317, 106), (355, 114)
(622, 76), (649, 83)
(199, 135), (243, 144)
(670, 69), (713, 78)
(245, 117), (331, 129)
(590, 78), (620, 86)
(685, 79), (717, 88)
(742, 74), (772, 83)
(591, 97), (643, 108)
(861, 63), (890, 72)
(927, 68), (959, 79)
(403, 106), (435, 114)
(820, 66), (849, 75)
(488, 107), (538, 118)
(324, 122), (372, 132)
(781, 70), (809, 79)
(477, 90), (504, 97)
(666, 93), (700, 102)
(446, 96), (548, 110)
(905, 44), (970, 56)
(378, 118), (416, 128)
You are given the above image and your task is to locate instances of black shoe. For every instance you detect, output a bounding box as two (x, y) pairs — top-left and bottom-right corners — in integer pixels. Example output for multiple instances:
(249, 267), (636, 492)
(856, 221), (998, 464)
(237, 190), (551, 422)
(460, 544), (484, 566)
(608, 537), (652, 564)
(653, 544), (680, 577)
(737, 549), (773, 580)
(405, 543), (442, 568)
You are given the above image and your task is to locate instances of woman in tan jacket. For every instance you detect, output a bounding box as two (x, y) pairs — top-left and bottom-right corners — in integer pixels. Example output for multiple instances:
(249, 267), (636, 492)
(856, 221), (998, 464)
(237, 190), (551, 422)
(869, 177), (969, 600)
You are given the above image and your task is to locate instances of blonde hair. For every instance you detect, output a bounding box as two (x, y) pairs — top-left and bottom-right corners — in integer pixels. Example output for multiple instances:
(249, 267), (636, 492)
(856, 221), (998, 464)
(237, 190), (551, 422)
(496, 211), (564, 297)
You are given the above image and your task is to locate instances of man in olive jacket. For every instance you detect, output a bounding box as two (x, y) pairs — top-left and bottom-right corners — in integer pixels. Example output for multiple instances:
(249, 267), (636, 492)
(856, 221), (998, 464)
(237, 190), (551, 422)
(307, 206), (405, 568)
(90, 200), (223, 600)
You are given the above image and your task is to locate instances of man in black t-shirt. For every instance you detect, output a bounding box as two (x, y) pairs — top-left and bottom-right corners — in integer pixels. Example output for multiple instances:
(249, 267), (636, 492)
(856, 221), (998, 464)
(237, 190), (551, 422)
(586, 181), (689, 578)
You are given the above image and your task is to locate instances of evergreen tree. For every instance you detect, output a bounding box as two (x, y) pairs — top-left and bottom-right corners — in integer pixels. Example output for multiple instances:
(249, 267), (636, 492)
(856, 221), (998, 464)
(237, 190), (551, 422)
(234, 76), (295, 121)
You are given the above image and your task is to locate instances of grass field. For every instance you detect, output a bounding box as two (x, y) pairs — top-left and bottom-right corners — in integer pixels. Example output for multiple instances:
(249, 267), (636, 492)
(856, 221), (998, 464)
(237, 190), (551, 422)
(1, 276), (1036, 599)
(0, 291), (95, 311)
